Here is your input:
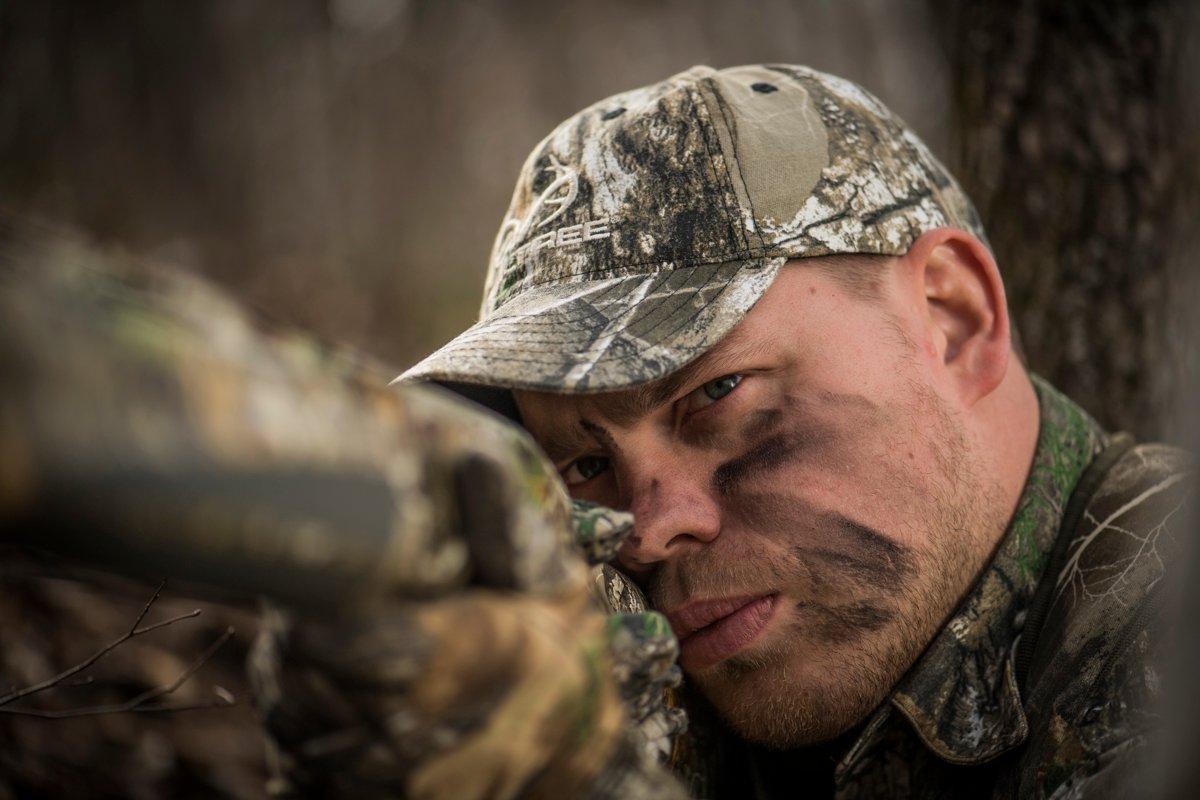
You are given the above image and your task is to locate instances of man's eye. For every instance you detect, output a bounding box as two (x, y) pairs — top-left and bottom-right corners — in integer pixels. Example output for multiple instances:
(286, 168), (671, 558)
(683, 374), (743, 413)
(563, 455), (611, 486)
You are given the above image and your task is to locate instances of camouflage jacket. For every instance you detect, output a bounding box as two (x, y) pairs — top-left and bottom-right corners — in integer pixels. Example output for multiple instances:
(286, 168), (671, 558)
(686, 377), (1191, 800)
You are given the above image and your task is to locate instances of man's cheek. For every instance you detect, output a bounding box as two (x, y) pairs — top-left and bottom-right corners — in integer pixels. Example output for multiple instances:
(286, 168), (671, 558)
(759, 439), (931, 555)
(721, 488), (805, 534)
(789, 599), (898, 647)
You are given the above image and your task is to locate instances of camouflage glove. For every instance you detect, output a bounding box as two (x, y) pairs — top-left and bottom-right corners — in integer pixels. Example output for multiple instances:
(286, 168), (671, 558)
(571, 500), (688, 764)
(249, 503), (688, 800)
(246, 417), (687, 799)
(251, 593), (687, 800)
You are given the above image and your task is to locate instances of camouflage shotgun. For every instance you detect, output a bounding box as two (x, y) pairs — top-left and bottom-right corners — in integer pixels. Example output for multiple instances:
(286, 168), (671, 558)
(0, 213), (688, 799)
(0, 212), (585, 607)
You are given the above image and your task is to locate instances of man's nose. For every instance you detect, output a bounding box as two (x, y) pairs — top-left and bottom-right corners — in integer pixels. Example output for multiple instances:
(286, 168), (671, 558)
(617, 454), (721, 569)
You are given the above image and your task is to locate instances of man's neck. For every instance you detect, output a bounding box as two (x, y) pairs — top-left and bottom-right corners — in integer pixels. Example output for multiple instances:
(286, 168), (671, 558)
(976, 358), (1042, 550)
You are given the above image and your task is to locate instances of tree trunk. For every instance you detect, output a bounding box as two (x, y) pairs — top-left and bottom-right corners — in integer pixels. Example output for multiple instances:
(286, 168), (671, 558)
(930, 0), (1198, 440)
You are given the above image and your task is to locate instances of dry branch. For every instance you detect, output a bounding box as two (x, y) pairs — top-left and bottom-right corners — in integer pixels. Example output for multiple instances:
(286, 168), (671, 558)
(0, 580), (237, 718)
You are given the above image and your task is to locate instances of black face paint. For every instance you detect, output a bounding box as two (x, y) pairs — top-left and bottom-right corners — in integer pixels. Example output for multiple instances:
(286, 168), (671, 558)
(647, 391), (919, 652)
(716, 464), (917, 648)
(713, 434), (799, 494)
(793, 599), (895, 643)
(712, 424), (839, 496)
(790, 516), (915, 593)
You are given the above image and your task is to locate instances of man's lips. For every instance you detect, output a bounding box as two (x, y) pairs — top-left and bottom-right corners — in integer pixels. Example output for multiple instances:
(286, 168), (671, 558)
(666, 594), (778, 671)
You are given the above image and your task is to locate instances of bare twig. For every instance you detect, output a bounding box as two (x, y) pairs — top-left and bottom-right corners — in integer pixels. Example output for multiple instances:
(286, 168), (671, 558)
(0, 580), (235, 717)
(0, 627), (237, 719)
(0, 697), (235, 719)
(120, 626), (235, 709)
(133, 608), (203, 637)
(62, 676), (96, 688)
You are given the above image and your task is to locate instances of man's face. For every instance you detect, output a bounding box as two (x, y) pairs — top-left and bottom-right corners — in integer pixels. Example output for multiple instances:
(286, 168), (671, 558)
(516, 258), (1005, 747)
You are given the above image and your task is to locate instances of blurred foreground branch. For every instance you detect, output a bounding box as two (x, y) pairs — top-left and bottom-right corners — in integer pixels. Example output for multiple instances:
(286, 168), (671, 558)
(0, 580), (234, 719)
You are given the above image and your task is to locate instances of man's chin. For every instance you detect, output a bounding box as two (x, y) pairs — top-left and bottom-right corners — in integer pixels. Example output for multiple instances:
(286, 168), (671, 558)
(694, 653), (883, 749)
(710, 690), (852, 748)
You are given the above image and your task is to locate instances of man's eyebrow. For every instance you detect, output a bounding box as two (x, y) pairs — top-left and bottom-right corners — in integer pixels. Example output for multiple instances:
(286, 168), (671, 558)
(579, 418), (620, 455)
(539, 423), (593, 464)
(595, 328), (768, 426)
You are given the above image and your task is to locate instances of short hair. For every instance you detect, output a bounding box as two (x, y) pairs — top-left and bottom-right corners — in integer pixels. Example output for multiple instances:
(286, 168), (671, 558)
(797, 253), (1026, 361)
(806, 252), (891, 301)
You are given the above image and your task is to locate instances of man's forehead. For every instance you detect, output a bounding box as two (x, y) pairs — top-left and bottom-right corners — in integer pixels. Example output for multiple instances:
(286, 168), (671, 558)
(514, 255), (896, 438)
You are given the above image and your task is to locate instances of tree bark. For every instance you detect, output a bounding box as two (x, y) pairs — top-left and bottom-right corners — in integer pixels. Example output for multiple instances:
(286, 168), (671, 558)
(931, 0), (1198, 440)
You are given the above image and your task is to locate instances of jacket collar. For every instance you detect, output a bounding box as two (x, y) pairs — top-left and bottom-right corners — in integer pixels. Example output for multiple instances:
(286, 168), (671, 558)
(841, 377), (1105, 772)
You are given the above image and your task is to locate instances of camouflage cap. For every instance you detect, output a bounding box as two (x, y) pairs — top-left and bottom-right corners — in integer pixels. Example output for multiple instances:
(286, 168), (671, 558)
(398, 64), (984, 394)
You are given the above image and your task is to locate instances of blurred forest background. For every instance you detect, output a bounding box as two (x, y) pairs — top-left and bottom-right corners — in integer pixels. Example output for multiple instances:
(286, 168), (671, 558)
(1, 0), (1197, 797)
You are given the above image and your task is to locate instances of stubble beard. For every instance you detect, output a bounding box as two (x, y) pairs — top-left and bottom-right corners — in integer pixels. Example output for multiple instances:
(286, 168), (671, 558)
(672, 391), (1006, 749)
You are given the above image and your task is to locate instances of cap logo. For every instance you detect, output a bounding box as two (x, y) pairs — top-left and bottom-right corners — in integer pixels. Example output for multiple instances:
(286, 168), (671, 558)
(530, 154), (578, 231)
(495, 155), (613, 270)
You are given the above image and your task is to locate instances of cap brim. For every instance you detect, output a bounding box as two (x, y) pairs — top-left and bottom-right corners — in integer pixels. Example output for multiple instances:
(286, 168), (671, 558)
(396, 257), (784, 394)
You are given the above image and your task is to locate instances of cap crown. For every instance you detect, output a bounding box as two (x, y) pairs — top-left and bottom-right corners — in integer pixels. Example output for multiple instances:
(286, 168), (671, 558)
(481, 64), (983, 317)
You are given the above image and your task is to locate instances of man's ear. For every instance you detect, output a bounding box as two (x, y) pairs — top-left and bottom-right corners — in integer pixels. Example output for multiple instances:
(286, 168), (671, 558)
(900, 227), (1010, 408)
